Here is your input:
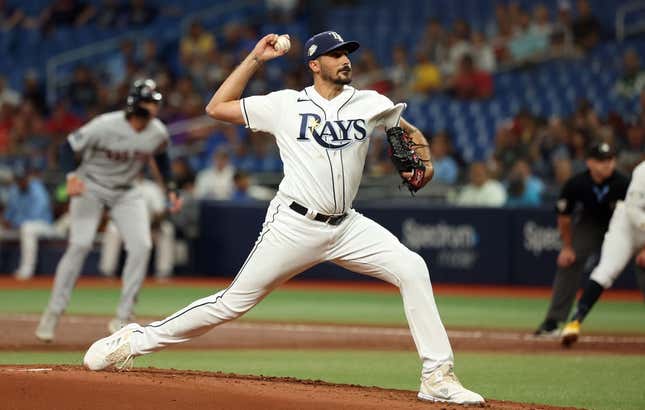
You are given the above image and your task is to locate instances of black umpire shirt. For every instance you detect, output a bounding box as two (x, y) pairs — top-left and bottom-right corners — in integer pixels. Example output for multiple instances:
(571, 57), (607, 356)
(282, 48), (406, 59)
(556, 170), (630, 230)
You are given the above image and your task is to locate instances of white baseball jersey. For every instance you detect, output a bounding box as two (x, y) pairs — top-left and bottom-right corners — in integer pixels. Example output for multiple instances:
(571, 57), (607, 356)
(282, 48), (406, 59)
(241, 85), (404, 214)
(68, 111), (169, 190)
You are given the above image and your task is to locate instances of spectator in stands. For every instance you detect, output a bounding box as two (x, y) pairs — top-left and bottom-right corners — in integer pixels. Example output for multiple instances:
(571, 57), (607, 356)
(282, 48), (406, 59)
(34, 0), (94, 34)
(568, 127), (591, 174)
(617, 125), (644, 175)
(549, 0), (575, 55)
(410, 51), (442, 95)
(614, 49), (645, 99)
(0, 0), (24, 31)
(266, 0), (300, 23)
(1, 166), (56, 280)
(452, 162), (507, 206)
(171, 156), (196, 191)
(46, 100), (82, 143)
(387, 45), (412, 100)
(188, 48), (231, 93)
(180, 20), (216, 65)
(532, 115), (570, 178)
(640, 89), (645, 126)
(509, 10), (548, 63)
(488, 2), (513, 64)
(531, 4), (553, 41)
(246, 132), (282, 173)
(364, 131), (391, 176)
(553, 157), (573, 190)
(429, 132), (459, 185)
(7, 106), (48, 160)
(444, 19), (472, 76)
(104, 39), (137, 87)
(198, 124), (240, 169)
(67, 65), (99, 113)
(21, 71), (47, 115)
(571, 0), (601, 52)
(195, 149), (235, 200)
(231, 170), (253, 202)
(471, 32), (496, 72)
(0, 76), (20, 108)
(94, 0), (124, 29)
(418, 18), (448, 67)
(0, 103), (13, 152)
(448, 54), (493, 100)
(353, 49), (391, 95)
(493, 123), (531, 178)
(505, 159), (544, 207)
(138, 39), (166, 79)
(246, 64), (270, 96)
(122, 0), (157, 27)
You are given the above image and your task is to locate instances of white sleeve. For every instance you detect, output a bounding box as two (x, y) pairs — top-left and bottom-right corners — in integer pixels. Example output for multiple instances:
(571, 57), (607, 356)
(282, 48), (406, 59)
(367, 93), (405, 129)
(380, 103), (407, 129)
(625, 163), (645, 230)
(240, 91), (284, 134)
(68, 117), (102, 152)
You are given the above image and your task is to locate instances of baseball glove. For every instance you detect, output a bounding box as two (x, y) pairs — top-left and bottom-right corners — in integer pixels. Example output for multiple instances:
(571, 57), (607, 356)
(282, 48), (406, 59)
(386, 126), (426, 193)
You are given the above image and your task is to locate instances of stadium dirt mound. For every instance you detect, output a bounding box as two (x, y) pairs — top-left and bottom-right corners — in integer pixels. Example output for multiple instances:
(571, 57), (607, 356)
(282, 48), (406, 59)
(1, 365), (580, 410)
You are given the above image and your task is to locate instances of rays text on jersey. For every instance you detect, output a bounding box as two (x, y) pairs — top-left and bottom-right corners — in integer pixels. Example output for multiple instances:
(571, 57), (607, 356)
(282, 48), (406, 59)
(297, 113), (366, 149)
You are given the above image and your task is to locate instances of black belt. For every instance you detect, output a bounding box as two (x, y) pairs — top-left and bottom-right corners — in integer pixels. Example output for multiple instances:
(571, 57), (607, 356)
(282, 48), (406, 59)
(289, 202), (347, 226)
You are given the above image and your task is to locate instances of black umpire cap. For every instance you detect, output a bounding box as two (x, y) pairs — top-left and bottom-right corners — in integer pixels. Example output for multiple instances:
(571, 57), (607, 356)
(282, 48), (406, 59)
(587, 141), (616, 160)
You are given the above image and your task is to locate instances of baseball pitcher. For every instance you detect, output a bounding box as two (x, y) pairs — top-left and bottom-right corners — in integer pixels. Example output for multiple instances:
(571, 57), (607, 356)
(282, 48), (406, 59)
(35, 79), (182, 342)
(83, 32), (484, 405)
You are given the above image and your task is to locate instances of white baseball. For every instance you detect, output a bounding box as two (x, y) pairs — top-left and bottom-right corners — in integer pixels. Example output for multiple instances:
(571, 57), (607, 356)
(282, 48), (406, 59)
(274, 35), (291, 52)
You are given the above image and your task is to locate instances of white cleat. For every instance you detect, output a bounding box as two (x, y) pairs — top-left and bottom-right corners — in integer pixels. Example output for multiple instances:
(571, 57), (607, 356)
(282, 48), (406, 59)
(418, 363), (485, 405)
(35, 310), (60, 343)
(83, 323), (139, 371)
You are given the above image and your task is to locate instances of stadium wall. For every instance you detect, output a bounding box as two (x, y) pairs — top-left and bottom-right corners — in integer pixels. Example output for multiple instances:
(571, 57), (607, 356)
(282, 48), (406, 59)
(1, 203), (636, 289)
(196, 202), (638, 289)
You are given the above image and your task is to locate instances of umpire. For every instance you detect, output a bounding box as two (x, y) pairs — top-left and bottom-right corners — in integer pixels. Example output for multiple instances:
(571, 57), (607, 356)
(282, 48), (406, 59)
(534, 141), (643, 336)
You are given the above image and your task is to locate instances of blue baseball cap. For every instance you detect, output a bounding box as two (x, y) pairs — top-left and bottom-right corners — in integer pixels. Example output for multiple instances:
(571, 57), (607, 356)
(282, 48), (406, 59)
(304, 31), (360, 63)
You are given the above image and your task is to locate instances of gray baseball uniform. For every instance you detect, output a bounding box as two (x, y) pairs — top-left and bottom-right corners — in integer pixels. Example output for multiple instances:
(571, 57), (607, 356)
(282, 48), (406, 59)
(44, 110), (168, 324)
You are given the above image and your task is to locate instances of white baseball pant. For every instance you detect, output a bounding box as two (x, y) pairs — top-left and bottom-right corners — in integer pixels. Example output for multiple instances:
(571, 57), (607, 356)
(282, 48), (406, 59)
(45, 182), (152, 321)
(130, 193), (453, 376)
(590, 202), (645, 289)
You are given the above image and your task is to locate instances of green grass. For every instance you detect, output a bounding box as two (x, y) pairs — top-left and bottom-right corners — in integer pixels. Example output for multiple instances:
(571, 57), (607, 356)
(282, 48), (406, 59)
(3, 350), (644, 410)
(0, 287), (642, 333)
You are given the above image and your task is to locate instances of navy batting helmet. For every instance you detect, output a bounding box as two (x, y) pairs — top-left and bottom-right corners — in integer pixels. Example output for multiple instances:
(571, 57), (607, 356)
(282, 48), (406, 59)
(126, 79), (162, 118)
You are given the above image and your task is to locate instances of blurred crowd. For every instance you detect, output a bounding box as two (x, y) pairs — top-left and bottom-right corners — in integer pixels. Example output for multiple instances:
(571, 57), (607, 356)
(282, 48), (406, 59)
(0, 0), (642, 229)
(0, 0), (161, 33)
(444, 91), (645, 207)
